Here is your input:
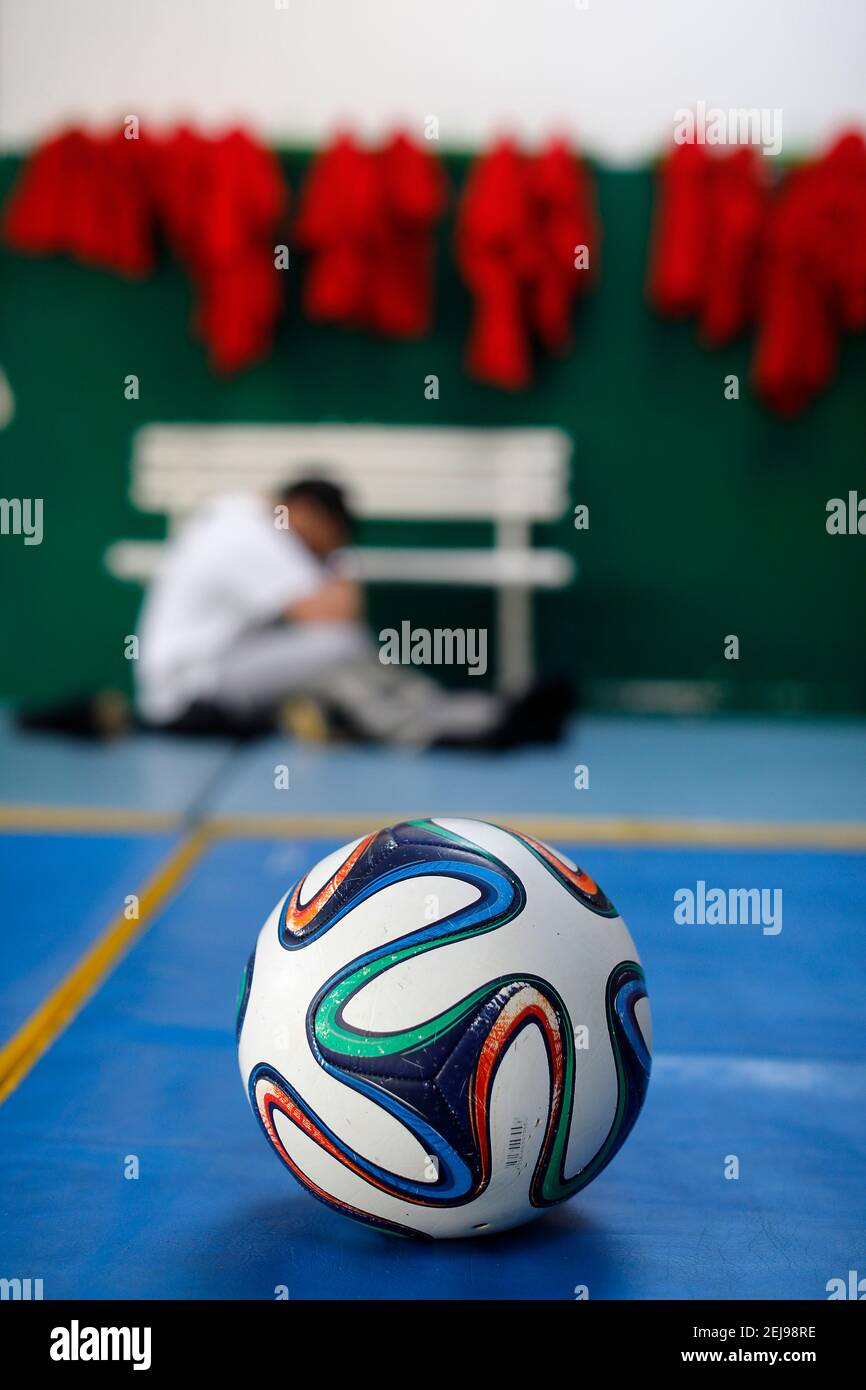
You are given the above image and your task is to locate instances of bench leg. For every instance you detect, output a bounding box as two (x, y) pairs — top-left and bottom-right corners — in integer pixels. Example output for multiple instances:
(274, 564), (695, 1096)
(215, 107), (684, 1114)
(497, 586), (533, 694)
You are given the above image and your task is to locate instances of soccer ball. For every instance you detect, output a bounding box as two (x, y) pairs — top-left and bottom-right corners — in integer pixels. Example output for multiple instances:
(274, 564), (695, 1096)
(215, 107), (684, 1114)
(236, 817), (651, 1238)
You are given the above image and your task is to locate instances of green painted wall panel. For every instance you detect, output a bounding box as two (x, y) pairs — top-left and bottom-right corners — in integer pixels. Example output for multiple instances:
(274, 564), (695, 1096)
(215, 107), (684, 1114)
(1, 154), (864, 710)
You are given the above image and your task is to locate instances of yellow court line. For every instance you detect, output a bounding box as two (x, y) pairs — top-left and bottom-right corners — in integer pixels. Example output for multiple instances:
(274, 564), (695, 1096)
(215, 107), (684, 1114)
(0, 828), (210, 1106)
(204, 812), (866, 851)
(3, 803), (864, 849)
(0, 804), (180, 833)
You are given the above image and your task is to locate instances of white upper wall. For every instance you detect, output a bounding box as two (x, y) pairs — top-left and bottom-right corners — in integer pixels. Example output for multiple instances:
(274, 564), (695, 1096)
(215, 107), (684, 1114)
(1, 0), (864, 162)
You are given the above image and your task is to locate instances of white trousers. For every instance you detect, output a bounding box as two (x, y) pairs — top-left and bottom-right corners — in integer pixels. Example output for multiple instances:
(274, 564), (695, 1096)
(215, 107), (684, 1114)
(216, 621), (502, 746)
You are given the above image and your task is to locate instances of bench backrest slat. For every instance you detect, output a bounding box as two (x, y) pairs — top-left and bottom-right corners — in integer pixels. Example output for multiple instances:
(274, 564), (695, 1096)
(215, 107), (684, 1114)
(131, 425), (571, 523)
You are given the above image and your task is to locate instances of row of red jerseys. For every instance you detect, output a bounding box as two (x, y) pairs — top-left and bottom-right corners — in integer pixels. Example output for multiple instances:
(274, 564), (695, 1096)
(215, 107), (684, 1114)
(12, 125), (861, 412)
(3, 126), (596, 385)
(647, 132), (866, 415)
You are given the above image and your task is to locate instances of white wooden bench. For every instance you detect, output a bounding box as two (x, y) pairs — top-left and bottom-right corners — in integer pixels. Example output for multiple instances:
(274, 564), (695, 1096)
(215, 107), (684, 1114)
(105, 424), (576, 692)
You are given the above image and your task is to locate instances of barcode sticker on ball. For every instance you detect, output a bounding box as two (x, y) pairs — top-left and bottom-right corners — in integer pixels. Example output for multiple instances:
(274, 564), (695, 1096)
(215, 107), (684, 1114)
(506, 1119), (527, 1169)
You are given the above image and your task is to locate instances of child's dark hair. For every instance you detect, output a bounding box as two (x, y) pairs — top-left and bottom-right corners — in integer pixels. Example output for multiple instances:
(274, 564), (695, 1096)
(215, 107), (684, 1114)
(278, 475), (354, 532)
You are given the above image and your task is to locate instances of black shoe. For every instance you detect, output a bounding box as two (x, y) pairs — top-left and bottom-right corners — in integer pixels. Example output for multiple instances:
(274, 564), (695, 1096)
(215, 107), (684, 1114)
(434, 675), (574, 752)
(141, 700), (275, 741)
(482, 674), (574, 749)
(16, 691), (131, 741)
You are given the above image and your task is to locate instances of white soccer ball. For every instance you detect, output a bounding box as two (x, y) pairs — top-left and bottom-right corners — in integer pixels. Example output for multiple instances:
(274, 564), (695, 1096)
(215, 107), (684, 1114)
(237, 817), (651, 1238)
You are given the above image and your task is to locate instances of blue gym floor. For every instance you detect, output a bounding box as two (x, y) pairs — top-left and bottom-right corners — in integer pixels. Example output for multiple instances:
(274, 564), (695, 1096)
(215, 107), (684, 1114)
(1, 714), (865, 1299)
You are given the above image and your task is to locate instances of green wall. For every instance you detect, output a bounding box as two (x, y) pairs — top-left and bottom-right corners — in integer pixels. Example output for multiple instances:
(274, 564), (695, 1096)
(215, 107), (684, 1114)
(1, 152), (864, 711)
